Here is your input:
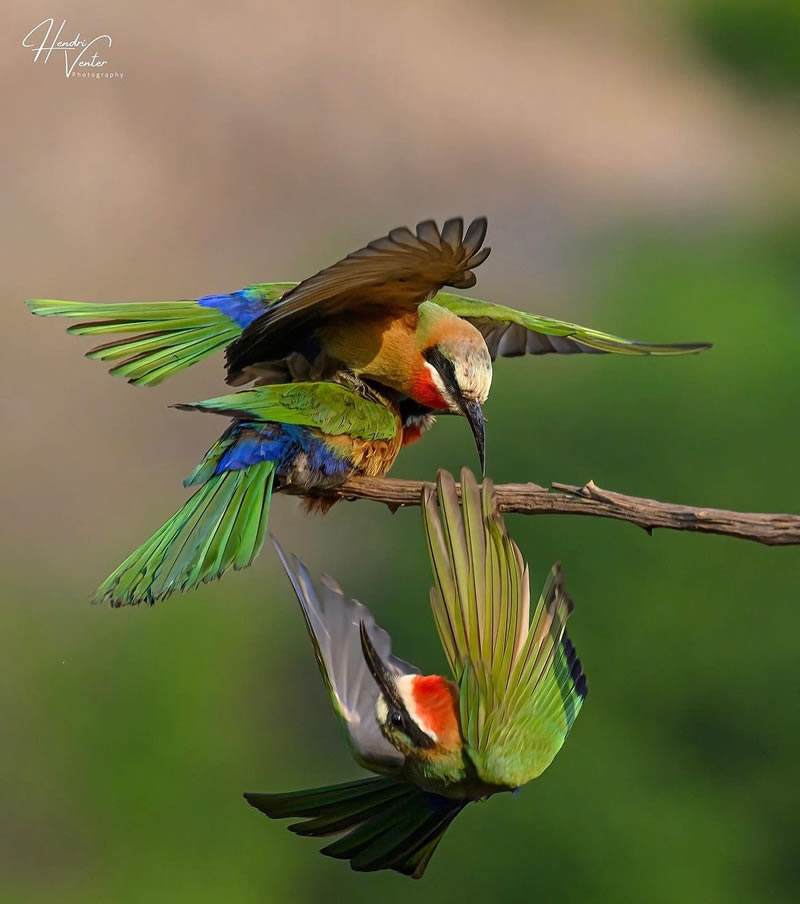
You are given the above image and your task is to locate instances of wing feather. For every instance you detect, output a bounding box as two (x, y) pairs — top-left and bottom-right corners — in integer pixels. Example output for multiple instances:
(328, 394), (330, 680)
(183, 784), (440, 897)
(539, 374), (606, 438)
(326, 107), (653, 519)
(435, 293), (711, 358)
(422, 470), (588, 790)
(173, 381), (399, 441)
(226, 217), (491, 377)
(272, 540), (419, 772)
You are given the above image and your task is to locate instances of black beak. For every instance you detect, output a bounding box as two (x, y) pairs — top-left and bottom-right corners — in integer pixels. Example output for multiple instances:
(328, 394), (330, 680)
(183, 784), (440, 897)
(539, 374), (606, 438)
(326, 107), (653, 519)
(359, 621), (404, 711)
(458, 397), (486, 476)
(422, 346), (487, 475)
(359, 621), (436, 750)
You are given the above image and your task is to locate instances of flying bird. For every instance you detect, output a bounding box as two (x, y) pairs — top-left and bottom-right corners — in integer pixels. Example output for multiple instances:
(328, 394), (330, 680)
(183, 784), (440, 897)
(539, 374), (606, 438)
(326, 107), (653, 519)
(28, 216), (710, 474)
(245, 469), (588, 878)
(94, 378), (413, 606)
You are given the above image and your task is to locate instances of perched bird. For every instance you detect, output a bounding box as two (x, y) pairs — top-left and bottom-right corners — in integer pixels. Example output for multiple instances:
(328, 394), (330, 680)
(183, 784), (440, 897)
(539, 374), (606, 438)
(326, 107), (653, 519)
(245, 469), (587, 878)
(28, 216), (710, 473)
(94, 378), (412, 606)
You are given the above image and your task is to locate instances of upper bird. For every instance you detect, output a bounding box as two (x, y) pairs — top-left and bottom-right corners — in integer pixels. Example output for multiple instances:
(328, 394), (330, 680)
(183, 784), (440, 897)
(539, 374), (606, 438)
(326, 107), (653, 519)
(28, 216), (710, 472)
(245, 468), (587, 879)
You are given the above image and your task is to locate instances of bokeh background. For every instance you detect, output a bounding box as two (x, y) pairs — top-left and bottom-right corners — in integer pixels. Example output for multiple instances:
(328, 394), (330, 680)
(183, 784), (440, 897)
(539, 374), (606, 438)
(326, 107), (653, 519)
(3, 1), (800, 901)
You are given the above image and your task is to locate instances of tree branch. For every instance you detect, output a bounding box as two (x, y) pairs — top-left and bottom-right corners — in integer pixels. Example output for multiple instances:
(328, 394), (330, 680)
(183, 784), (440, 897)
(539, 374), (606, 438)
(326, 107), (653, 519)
(285, 477), (800, 547)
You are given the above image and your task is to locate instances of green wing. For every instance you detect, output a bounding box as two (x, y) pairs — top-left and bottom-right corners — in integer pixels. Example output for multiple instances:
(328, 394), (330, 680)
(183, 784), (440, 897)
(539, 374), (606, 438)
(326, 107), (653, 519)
(422, 469), (587, 790)
(26, 284), (294, 386)
(29, 275), (707, 389)
(174, 381), (399, 441)
(435, 292), (710, 357)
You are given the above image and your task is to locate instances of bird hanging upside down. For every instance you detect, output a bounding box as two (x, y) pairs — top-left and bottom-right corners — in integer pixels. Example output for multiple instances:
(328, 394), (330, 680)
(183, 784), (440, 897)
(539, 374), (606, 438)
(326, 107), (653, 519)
(246, 469), (588, 879)
(28, 215), (710, 476)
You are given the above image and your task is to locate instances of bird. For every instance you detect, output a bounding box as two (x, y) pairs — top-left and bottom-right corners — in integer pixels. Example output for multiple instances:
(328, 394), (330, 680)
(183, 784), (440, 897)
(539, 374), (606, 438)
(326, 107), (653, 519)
(28, 216), (710, 474)
(93, 376), (415, 606)
(244, 468), (588, 878)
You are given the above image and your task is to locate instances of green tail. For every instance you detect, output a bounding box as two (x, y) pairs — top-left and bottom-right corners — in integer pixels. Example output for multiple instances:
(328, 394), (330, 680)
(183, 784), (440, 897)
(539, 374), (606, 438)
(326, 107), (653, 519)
(245, 777), (466, 879)
(26, 298), (241, 386)
(94, 460), (275, 606)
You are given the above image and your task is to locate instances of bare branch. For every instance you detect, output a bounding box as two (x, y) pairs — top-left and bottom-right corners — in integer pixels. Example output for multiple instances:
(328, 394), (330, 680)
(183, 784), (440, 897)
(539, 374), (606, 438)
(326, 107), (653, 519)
(284, 477), (800, 547)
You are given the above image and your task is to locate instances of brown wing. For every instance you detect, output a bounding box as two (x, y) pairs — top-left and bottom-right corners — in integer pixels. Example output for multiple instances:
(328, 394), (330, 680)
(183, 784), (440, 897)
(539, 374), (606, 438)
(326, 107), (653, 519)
(225, 217), (490, 381)
(478, 322), (605, 357)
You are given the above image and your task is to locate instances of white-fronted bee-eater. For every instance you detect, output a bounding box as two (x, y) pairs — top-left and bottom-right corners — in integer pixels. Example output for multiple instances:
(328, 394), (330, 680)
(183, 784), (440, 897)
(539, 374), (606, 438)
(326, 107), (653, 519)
(29, 215), (710, 478)
(246, 468), (588, 878)
(28, 216), (709, 605)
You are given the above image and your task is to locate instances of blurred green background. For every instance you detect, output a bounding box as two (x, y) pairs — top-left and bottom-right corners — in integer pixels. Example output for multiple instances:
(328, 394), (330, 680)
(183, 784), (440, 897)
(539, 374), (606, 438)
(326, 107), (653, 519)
(3, 1), (800, 902)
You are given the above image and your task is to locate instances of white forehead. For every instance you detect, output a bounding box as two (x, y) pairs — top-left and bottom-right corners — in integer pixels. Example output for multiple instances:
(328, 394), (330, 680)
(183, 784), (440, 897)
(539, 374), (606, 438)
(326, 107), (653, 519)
(424, 353), (492, 408)
(454, 350), (492, 403)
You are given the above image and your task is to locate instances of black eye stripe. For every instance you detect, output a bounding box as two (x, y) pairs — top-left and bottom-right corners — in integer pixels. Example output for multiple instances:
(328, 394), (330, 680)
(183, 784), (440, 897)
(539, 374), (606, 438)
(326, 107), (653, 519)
(422, 347), (457, 388)
(387, 704), (436, 749)
(361, 622), (437, 751)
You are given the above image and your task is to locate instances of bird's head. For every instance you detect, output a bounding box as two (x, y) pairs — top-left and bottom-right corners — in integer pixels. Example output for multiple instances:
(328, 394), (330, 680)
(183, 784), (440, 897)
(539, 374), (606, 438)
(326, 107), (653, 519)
(413, 302), (492, 473)
(359, 622), (462, 761)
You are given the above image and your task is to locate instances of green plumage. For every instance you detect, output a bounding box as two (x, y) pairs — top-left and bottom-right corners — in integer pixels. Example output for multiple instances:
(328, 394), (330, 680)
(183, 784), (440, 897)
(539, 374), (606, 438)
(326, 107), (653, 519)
(251, 468), (586, 879)
(27, 273), (708, 391)
(423, 469), (587, 790)
(26, 298), (243, 386)
(94, 458), (274, 606)
(90, 375), (401, 607)
(436, 292), (711, 355)
(174, 382), (399, 441)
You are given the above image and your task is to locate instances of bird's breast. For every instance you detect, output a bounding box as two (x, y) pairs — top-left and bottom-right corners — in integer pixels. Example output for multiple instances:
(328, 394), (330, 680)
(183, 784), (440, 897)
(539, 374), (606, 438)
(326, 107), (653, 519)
(402, 757), (510, 802)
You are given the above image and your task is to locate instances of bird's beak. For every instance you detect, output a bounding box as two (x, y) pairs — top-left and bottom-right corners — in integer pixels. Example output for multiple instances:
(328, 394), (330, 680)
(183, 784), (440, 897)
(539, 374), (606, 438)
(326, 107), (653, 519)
(423, 346), (487, 474)
(458, 397), (486, 476)
(359, 621), (404, 711)
(360, 621), (438, 752)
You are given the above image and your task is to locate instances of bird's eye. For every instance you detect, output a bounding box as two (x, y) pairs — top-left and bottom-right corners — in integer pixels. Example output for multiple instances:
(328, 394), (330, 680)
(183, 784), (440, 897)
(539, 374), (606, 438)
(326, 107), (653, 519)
(389, 710), (405, 729)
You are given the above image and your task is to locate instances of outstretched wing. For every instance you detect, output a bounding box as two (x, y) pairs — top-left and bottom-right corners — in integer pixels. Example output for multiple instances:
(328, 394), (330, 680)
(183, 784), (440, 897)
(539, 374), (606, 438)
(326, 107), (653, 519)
(435, 293), (711, 357)
(226, 217), (491, 378)
(422, 469), (587, 790)
(173, 381), (400, 441)
(273, 539), (420, 773)
(26, 284), (294, 386)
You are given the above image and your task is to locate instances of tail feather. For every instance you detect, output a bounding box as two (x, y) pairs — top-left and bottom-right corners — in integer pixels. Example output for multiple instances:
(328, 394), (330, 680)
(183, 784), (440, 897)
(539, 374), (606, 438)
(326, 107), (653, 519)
(26, 298), (241, 386)
(245, 777), (465, 879)
(94, 461), (274, 606)
(348, 803), (462, 875)
(248, 777), (406, 822)
(319, 793), (425, 859)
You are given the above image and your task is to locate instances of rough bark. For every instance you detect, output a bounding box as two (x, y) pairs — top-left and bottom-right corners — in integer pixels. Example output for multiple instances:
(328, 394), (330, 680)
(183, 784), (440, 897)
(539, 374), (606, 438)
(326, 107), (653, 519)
(284, 477), (800, 547)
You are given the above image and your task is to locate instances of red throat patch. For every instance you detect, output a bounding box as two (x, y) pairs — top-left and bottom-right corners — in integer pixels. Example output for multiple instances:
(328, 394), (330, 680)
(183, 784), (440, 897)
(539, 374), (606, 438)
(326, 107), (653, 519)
(401, 424), (424, 446)
(411, 675), (461, 747)
(410, 367), (448, 411)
